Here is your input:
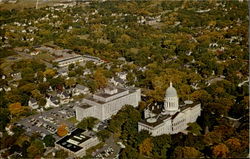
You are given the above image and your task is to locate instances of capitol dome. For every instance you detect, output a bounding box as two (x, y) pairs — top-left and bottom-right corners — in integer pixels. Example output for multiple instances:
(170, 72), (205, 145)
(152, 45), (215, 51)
(165, 82), (177, 97)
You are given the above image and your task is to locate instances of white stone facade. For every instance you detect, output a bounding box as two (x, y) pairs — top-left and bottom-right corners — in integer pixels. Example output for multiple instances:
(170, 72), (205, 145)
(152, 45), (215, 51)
(75, 87), (141, 121)
(138, 83), (201, 136)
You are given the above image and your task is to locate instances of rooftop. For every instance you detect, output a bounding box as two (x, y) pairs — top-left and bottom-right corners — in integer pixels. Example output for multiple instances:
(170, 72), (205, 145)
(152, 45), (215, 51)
(95, 87), (127, 98)
(83, 86), (139, 104)
(79, 103), (93, 109)
(53, 54), (82, 63)
(76, 84), (88, 90)
(139, 102), (200, 127)
(56, 128), (91, 153)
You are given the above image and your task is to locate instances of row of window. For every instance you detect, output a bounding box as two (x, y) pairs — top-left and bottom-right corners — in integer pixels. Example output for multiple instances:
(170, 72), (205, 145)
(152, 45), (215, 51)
(166, 102), (177, 108)
(59, 59), (83, 66)
(173, 118), (185, 126)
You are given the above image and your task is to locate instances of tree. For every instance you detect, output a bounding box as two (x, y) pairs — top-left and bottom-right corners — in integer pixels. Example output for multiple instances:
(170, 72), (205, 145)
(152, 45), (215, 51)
(68, 63), (75, 71)
(152, 134), (171, 158)
(93, 69), (108, 89)
(139, 138), (153, 156)
(9, 144), (21, 154)
(212, 144), (229, 158)
(0, 108), (10, 131)
(55, 149), (69, 158)
(19, 83), (37, 93)
(96, 129), (111, 141)
(44, 69), (56, 78)
(38, 98), (47, 107)
(57, 124), (68, 137)
(65, 78), (76, 88)
(173, 146), (200, 158)
(187, 122), (202, 136)
(120, 145), (139, 159)
(27, 139), (44, 158)
(225, 138), (241, 155)
(38, 82), (50, 94)
(191, 90), (212, 103)
(8, 102), (26, 117)
(204, 131), (223, 146)
(43, 135), (55, 147)
(77, 117), (98, 130)
(31, 89), (42, 100)
(36, 71), (44, 82)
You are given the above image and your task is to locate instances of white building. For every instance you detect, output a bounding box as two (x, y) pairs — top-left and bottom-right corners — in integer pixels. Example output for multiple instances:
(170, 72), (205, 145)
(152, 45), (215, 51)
(138, 82), (201, 136)
(75, 86), (141, 121)
(55, 129), (100, 157)
(53, 54), (83, 67)
(82, 55), (104, 65)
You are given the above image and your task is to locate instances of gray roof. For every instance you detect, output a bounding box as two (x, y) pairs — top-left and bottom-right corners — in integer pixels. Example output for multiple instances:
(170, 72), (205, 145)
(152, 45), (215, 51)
(50, 96), (60, 104)
(140, 102), (200, 127)
(30, 98), (37, 103)
(75, 84), (88, 90)
(114, 77), (125, 84)
(62, 92), (70, 97)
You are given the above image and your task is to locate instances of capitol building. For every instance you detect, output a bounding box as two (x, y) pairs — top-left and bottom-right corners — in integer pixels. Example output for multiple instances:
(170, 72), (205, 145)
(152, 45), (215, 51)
(75, 86), (141, 121)
(138, 82), (201, 136)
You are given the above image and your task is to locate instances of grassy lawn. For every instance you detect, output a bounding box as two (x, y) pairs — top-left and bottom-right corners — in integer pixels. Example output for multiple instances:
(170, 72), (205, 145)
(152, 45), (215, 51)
(36, 52), (55, 62)
(0, 60), (14, 75)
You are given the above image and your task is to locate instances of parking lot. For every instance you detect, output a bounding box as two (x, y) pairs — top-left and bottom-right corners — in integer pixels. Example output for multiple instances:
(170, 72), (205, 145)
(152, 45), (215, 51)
(93, 134), (121, 159)
(17, 105), (76, 140)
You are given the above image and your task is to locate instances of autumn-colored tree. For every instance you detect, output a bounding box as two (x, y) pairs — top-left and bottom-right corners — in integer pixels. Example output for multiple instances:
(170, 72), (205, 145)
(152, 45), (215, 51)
(212, 143), (229, 158)
(8, 102), (26, 116)
(174, 146), (200, 158)
(225, 138), (241, 152)
(204, 131), (223, 145)
(31, 89), (42, 100)
(65, 78), (76, 88)
(139, 138), (153, 156)
(191, 90), (212, 103)
(27, 139), (44, 158)
(57, 124), (68, 137)
(93, 69), (108, 89)
(236, 129), (249, 151)
(44, 69), (56, 78)
(138, 101), (147, 112)
(19, 83), (37, 93)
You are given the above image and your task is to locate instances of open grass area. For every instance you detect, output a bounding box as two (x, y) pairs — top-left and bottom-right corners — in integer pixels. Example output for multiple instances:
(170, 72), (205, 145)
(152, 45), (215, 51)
(0, 59), (15, 75)
(36, 52), (55, 62)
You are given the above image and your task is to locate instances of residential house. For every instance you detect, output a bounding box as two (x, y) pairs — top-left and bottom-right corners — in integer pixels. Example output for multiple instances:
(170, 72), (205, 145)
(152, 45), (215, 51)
(10, 72), (22, 81)
(73, 84), (89, 96)
(59, 92), (71, 104)
(45, 96), (60, 108)
(28, 98), (39, 109)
